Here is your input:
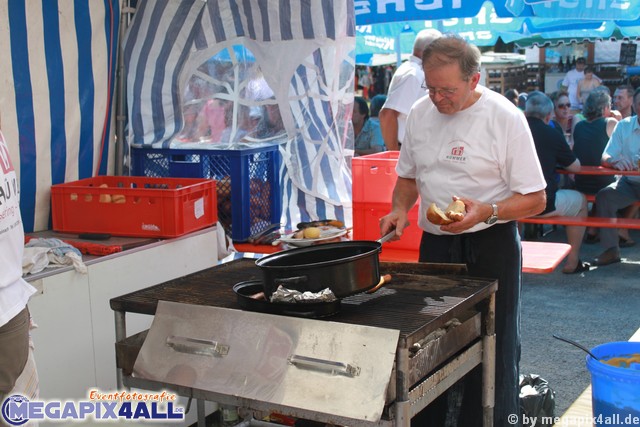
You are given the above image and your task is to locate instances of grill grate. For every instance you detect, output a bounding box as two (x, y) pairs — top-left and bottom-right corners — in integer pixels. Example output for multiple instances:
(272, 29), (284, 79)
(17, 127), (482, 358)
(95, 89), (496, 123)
(111, 259), (495, 343)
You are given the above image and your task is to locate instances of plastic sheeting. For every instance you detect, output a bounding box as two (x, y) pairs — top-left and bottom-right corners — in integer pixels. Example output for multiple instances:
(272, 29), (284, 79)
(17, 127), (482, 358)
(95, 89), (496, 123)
(124, 0), (356, 229)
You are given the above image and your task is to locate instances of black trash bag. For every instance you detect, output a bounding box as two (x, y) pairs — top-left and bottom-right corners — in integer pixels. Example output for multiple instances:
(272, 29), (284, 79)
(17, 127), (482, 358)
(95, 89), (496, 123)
(519, 374), (556, 426)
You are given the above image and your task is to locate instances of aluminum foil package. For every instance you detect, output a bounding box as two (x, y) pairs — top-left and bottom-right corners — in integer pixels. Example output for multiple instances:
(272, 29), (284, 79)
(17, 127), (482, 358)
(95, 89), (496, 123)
(270, 285), (337, 303)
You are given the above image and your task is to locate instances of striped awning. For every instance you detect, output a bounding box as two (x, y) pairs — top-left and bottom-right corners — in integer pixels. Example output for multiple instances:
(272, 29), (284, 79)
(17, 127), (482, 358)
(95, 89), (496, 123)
(0, 1), (120, 232)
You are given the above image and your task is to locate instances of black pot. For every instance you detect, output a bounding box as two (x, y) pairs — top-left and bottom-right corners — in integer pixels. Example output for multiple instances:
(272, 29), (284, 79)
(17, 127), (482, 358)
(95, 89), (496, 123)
(255, 241), (382, 299)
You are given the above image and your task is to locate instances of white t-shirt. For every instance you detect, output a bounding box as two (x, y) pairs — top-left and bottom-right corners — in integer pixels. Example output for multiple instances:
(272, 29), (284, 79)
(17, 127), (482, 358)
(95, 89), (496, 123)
(0, 131), (36, 327)
(396, 86), (546, 235)
(382, 56), (427, 144)
(562, 69), (584, 109)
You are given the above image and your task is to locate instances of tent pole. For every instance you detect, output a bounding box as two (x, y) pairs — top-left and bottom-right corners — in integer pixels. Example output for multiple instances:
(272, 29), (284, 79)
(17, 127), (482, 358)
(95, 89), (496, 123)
(115, 0), (134, 176)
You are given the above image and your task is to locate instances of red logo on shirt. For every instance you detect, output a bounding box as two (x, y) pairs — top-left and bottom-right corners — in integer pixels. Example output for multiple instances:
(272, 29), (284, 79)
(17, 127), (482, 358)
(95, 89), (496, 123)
(451, 146), (464, 156)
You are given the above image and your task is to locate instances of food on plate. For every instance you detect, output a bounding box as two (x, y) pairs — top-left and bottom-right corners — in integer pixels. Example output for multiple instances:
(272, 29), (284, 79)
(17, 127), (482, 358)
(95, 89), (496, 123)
(297, 219), (344, 229)
(427, 199), (466, 225)
(302, 227), (322, 239)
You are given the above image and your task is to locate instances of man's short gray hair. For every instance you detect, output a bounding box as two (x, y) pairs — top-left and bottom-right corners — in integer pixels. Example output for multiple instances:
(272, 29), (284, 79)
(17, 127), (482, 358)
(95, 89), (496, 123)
(413, 29), (442, 57)
(422, 34), (481, 81)
(525, 91), (553, 120)
(583, 90), (611, 121)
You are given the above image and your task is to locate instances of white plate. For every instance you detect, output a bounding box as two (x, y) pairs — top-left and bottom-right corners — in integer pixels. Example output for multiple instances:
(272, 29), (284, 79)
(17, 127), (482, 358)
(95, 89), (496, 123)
(278, 226), (348, 247)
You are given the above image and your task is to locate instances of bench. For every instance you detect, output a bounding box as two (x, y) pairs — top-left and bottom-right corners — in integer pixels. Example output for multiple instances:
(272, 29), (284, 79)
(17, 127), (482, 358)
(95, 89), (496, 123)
(519, 216), (640, 229)
(234, 240), (571, 274)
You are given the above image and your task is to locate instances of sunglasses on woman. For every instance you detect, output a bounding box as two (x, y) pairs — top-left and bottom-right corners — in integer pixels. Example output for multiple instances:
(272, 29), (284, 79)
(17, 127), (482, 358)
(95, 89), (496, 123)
(557, 103), (571, 109)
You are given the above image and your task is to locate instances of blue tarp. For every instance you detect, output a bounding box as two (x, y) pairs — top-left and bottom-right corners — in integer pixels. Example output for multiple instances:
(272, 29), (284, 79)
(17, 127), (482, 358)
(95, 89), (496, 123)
(355, 0), (640, 25)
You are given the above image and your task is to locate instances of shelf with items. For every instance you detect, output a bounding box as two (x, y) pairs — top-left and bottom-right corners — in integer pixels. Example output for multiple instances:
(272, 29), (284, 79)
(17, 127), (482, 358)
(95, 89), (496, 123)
(525, 63), (544, 92)
(485, 65), (528, 95)
(593, 62), (625, 92)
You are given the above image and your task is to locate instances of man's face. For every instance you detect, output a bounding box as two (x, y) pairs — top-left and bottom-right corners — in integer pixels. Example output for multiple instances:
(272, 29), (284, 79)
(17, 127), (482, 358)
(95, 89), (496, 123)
(614, 89), (633, 112)
(576, 61), (586, 72)
(423, 62), (480, 115)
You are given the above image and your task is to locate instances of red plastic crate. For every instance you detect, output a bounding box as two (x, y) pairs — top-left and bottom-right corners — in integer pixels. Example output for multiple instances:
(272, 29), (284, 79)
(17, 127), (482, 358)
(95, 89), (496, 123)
(352, 152), (422, 251)
(353, 202), (422, 251)
(352, 151), (401, 204)
(51, 176), (217, 238)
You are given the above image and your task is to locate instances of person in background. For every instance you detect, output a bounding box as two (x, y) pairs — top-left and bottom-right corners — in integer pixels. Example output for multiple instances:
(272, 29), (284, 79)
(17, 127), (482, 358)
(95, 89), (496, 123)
(517, 92), (528, 111)
(614, 84), (635, 119)
(577, 66), (601, 108)
(379, 29), (442, 151)
(352, 96), (385, 156)
(612, 84), (639, 242)
(525, 91), (590, 274)
(369, 94), (387, 127)
(379, 35), (546, 426)
(549, 91), (573, 144)
(572, 90), (619, 244)
(0, 125), (39, 408)
(561, 57), (594, 112)
(504, 88), (519, 107)
(592, 87), (640, 266)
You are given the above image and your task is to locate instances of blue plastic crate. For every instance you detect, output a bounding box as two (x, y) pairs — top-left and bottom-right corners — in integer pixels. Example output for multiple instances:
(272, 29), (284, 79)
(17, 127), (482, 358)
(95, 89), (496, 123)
(131, 145), (281, 242)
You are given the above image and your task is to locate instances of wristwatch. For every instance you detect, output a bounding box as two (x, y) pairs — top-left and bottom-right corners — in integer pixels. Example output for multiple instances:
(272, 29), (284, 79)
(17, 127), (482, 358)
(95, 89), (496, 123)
(484, 203), (499, 225)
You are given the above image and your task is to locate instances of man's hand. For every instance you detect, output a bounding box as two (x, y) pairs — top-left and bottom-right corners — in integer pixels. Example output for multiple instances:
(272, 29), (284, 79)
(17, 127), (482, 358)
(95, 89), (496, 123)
(439, 196), (490, 234)
(609, 157), (635, 171)
(379, 211), (410, 241)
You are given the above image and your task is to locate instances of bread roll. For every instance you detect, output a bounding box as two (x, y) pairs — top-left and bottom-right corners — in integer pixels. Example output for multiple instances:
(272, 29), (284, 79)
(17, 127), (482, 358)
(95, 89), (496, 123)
(426, 203), (453, 225)
(426, 199), (466, 225)
(112, 194), (126, 204)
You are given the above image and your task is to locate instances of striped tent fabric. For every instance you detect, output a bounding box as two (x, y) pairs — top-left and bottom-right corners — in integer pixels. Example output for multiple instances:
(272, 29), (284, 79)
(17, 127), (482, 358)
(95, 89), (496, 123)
(124, 0), (356, 229)
(0, 1), (120, 232)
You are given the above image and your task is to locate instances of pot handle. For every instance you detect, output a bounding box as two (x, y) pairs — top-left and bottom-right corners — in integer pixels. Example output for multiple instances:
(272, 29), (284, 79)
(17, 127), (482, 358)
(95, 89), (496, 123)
(288, 354), (361, 377)
(377, 230), (396, 245)
(274, 276), (308, 286)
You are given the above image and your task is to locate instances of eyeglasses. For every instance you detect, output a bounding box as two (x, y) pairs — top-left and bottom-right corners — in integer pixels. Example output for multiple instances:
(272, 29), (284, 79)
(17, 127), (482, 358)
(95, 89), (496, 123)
(425, 85), (458, 98)
(557, 103), (571, 109)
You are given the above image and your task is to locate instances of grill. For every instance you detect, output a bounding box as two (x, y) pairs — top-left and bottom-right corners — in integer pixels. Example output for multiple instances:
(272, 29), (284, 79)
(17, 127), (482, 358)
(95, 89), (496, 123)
(111, 259), (497, 426)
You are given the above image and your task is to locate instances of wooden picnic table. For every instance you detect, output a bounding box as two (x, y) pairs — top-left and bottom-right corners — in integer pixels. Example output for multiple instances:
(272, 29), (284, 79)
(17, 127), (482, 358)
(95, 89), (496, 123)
(556, 165), (640, 176)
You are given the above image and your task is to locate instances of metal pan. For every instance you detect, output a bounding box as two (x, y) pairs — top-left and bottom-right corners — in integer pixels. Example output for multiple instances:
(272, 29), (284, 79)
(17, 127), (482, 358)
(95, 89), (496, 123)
(255, 231), (395, 299)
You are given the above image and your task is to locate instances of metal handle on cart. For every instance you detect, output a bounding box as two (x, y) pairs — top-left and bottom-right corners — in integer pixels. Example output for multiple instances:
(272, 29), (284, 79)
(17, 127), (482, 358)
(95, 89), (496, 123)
(166, 335), (229, 357)
(288, 354), (360, 377)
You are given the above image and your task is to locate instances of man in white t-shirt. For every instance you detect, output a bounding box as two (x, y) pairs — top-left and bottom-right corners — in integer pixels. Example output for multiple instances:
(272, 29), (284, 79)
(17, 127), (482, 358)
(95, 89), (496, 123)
(0, 128), (39, 404)
(378, 29), (441, 151)
(561, 57), (600, 112)
(380, 35), (546, 426)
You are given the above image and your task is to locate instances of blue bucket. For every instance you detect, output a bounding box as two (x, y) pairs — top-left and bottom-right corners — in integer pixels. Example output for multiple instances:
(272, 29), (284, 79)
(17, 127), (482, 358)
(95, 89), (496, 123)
(586, 341), (640, 426)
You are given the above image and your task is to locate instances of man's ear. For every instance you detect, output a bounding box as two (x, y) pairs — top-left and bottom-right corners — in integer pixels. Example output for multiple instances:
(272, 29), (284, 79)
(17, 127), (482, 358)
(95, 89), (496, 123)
(469, 72), (481, 90)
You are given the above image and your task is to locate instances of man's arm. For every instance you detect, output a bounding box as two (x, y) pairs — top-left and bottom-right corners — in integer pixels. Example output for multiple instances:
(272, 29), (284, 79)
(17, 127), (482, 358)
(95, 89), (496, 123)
(441, 190), (547, 233)
(564, 159), (581, 173)
(378, 108), (400, 151)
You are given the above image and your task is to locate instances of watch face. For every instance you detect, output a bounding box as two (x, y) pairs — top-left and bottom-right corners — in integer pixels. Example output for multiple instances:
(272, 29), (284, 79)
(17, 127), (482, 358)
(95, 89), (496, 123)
(485, 215), (498, 225)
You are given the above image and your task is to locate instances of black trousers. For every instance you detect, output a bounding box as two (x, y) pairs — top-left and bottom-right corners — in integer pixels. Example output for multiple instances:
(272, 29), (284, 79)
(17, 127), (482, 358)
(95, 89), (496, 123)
(418, 222), (522, 427)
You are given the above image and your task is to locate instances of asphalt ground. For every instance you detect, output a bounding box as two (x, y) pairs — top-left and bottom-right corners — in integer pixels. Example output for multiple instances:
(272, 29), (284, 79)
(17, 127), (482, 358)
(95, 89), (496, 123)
(519, 225), (640, 416)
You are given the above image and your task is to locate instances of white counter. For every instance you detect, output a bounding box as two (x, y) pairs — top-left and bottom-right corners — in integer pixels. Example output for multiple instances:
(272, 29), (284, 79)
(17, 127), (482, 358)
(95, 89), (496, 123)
(25, 226), (219, 401)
